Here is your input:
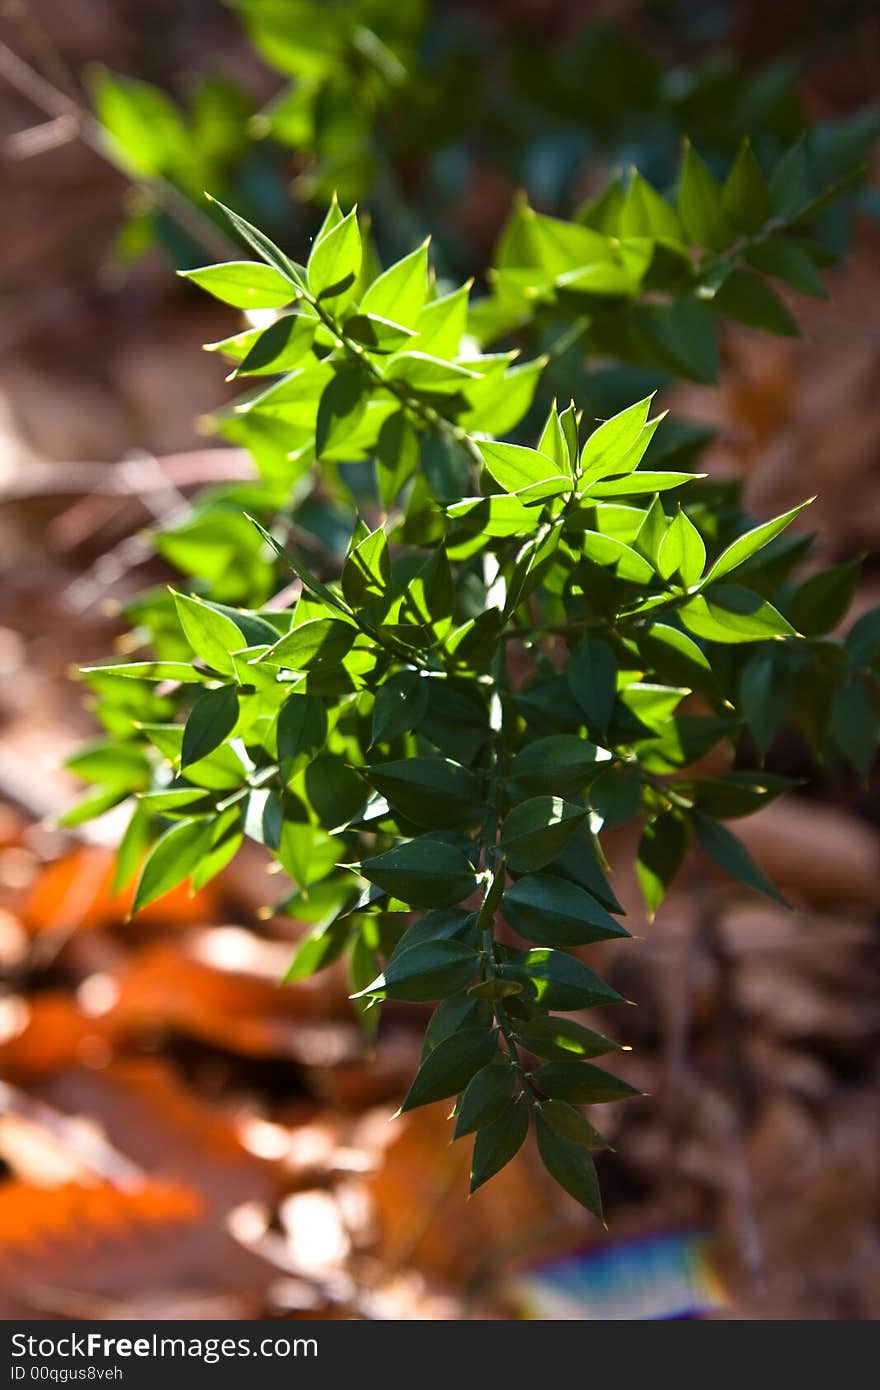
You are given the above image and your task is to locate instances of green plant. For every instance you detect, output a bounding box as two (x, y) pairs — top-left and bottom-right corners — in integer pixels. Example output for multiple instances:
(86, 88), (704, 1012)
(71, 142), (879, 1214)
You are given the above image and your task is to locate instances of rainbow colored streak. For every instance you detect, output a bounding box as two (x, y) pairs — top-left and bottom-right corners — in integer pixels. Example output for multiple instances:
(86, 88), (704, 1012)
(506, 1230), (728, 1320)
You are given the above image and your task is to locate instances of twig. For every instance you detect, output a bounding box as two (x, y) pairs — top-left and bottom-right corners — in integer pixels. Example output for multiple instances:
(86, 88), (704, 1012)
(0, 40), (237, 261)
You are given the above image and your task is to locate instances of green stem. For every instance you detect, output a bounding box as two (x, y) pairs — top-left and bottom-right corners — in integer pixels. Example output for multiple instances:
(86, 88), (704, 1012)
(475, 641), (537, 1095)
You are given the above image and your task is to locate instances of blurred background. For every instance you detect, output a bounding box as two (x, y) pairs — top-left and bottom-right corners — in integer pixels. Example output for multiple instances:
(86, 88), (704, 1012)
(0, 0), (878, 1321)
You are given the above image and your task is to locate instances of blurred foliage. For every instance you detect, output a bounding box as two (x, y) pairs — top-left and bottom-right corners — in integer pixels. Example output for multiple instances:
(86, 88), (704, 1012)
(89, 0), (879, 277)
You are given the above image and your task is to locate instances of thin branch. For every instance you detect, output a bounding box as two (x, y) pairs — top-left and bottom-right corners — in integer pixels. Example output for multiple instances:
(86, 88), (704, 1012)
(0, 40), (237, 262)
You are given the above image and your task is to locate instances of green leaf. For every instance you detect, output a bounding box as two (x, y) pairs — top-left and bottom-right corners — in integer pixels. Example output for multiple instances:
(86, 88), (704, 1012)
(500, 796), (587, 873)
(454, 1061), (516, 1138)
(537, 405), (572, 477)
(358, 837), (479, 908)
(112, 801), (153, 894)
(423, 995), (491, 1054)
(567, 640), (617, 735)
(532, 1060), (640, 1104)
(315, 366), (368, 457)
(769, 139), (809, 220)
(173, 592), (244, 677)
(307, 207), (362, 299)
(535, 1112), (603, 1218)
(637, 811), (687, 916)
(476, 440), (564, 496)
(746, 235), (827, 299)
(231, 311), (317, 374)
(694, 814), (787, 904)
(258, 618), (356, 671)
(578, 396), (653, 484)
(787, 561), (859, 637)
(704, 501), (812, 584)
(680, 587), (796, 643)
(583, 471), (698, 499)
(181, 685), (239, 768)
(689, 772), (798, 819)
(620, 678), (689, 733)
(92, 71), (186, 178)
(284, 916), (352, 982)
(739, 645), (793, 754)
(376, 411), (419, 507)
(579, 532), (655, 583)
(633, 495), (668, 566)
(179, 261), (297, 309)
(388, 908), (476, 964)
(360, 240), (430, 326)
(341, 527), (391, 608)
(356, 939), (479, 1003)
(276, 693), (327, 778)
(508, 735), (602, 797)
(830, 680), (877, 779)
(305, 753), (366, 830)
(420, 432), (472, 505)
(79, 662), (203, 683)
(620, 171), (682, 243)
(846, 606), (880, 670)
(502, 873), (628, 947)
(365, 757), (484, 829)
(469, 1095), (530, 1192)
(543, 837), (621, 917)
(503, 948), (624, 1011)
(207, 195), (306, 290)
(722, 138), (770, 233)
(401, 1026), (497, 1111)
(371, 669), (428, 745)
(712, 269), (798, 336)
(657, 508), (705, 585)
(516, 1016), (619, 1062)
(343, 312), (415, 353)
(246, 516), (352, 619)
(637, 624), (715, 694)
(131, 818), (213, 915)
(677, 142), (734, 252)
(540, 1099), (608, 1150)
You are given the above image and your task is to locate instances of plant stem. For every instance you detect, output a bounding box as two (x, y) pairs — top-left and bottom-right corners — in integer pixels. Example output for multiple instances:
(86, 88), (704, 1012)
(475, 640), (538, 1095)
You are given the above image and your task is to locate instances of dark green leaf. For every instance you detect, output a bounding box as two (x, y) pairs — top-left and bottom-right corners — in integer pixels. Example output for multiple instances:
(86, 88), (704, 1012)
(454, 1061), (516, 1137)
(356, 939), (479, 1003)
(566, 639), (618, 735)
(469, 1095), (530, 1192)
(401, 1026), (497, 1111)
(502, 873), (628, 946)
(532, 1060), (640, 1104)
(276, 693), (328, 778)
(500, 796), (587, 873)
(365, 757), (484, 829)
(535, 1112), (603, 1218)
(508, 735), (602, 797)
(712, 269), (798, 336)
(371, 669), (428, 745)
(677, 142), (734, 252)
(503, 948), (624, 1011)
(131, 817), (213, 915)
(181, 685), (239, 768)
(637, 810), (688, 916)
(694, 814), (787, 904)
(358, 837), (479, 908)
(540, 1099), (608, 1150)
(516, 1015), (620, 1062)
